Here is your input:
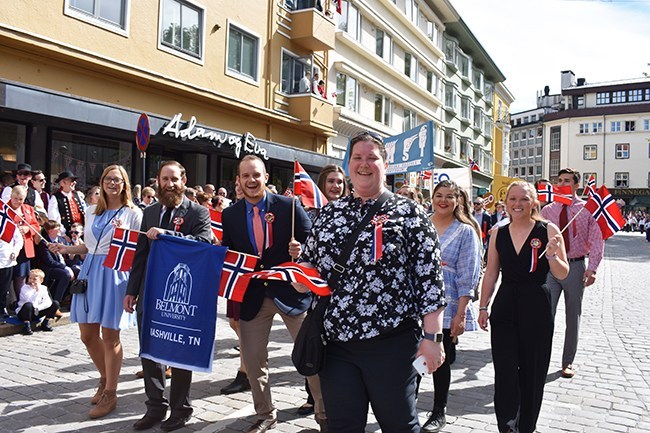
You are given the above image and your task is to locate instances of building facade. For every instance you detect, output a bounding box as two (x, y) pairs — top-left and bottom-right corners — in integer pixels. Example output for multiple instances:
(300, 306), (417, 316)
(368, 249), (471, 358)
(493, 82), (514, 177)
(543, 71), (650, 209)
(0, 0), (341, 195)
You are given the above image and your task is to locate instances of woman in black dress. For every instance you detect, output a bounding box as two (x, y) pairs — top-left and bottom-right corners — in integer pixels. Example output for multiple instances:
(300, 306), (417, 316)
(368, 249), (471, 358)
(478, 181), (569, 433)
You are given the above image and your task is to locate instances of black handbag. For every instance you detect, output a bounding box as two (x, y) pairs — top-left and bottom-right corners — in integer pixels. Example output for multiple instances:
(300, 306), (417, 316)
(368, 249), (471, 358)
(69, 279), (88, 294)
(292, 191), (392, 376)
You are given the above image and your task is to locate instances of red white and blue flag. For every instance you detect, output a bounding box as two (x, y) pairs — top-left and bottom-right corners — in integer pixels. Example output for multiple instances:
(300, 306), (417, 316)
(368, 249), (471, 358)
(585, 174), (596, 198)
(246, 262), (332, 296)
(0, 201), (17, 244)
(103, 227), (139, 271)
(420, 170), (432, 180)
(536, 183), (573, 205)
(469, 158), (480, 172)
(209, 209), (223, 241)
(219, 250), (259, 302)
(283, 187), (294, 197)
(294, 161), (328, 209)
(584, 185), (626, 240)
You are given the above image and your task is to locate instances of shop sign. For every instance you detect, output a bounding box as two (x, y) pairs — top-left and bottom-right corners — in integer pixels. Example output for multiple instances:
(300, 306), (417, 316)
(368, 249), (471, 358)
(161, 113), (269, 160)
(610, 188), (650, 196)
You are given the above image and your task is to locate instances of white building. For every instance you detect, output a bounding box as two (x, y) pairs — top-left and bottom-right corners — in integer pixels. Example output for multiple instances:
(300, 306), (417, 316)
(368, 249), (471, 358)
(330, 0), (506, 193)
(543, 71), (650, 209)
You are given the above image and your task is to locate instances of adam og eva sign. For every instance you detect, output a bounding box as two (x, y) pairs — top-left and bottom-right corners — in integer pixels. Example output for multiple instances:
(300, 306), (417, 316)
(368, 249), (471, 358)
(161, 113), (269, 160)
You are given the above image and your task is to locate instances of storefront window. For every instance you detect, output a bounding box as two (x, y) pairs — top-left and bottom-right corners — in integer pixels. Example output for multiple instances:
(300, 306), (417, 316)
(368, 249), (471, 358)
(0, 121), (26, 174)
(51, 131), (132, 193)
(220, 157), (239, 201)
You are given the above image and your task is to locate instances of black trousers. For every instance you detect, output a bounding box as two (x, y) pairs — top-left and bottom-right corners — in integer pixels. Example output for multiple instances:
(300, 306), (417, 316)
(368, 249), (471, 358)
(431, 328), (456, 410)
(319, 325), (421, 433)
(137, 310), (193, 419)
(45, 268), (71, 302)
(0, 267), (13, 312)
(490, 283), (553, 433)
(17, 301), (60, 322)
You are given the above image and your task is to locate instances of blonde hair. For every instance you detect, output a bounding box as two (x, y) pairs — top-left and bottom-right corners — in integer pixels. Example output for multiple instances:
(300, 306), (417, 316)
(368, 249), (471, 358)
(29, 268), (45, 281)
(505, 181), (543, 222)
(95, 165), (134, 215)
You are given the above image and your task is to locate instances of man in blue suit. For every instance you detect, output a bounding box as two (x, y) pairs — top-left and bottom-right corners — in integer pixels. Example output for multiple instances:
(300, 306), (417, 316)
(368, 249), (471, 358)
(222, 155), (326, 433)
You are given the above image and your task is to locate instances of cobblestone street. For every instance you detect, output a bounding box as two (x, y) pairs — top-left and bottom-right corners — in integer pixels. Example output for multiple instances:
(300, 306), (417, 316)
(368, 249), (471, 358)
(1, 232), (649, 432)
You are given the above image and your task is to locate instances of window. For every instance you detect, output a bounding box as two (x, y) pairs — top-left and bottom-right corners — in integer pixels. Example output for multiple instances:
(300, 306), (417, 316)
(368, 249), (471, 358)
(550, 126), (560, 151)
(460, 98), (471, 121)
(66, 0), (128, 31)
(520, 148), (527, 158)
(579, 123), (589, 134)
(646, 89), (650, 100)
(513, 168), (519, 176)
(612, 91), (626, 103)
(458, 52), (470, 79)
(528, 166), (534, 176)
(426, 20), (438, 45)
(339, 1), (360, 40)
(375, 29), (392, 63)
(444, 83), (457, 111)
(281, 51), (310, 94)
(615, 143), (630, 159)
(615, 172), (629, 187)
(374, 94), (391, 126)
(536, 146), (543, 156)
(403, 109), (417, 131)
(611, 121), (621, 132)
(484, 81), (494, 101)
(592, 122), (603, 133)
(472, 68), (483, 91)
(513, 150), (519, 159)
(596, 92), (610, 105)
(537, 127), (543, 137)
(443, 129), (456, 155)
(583, 173), (597, 189)
(404, 53), (417, 81)
(550, 159), (560, 177)
(531, 114), (537, 122)
(629, 89), (643, 102)
(583, 145), (597, 160)
(536, 165), (542, 176)
(227, 25), (259, 81)
(644, 119), (650, 130)
(528, 129), (535, 139)
(161, 0), (203, 59)
(625, 121), (635, 132)
(577, 96), (585, 108)
(513, 132), (519, 141)
(444, 37), (457, 65)
(426, 71), (433, 93)
(473, 107), (483, 129)
(336, 73), (357, 111)
(405, 0), (419, 25)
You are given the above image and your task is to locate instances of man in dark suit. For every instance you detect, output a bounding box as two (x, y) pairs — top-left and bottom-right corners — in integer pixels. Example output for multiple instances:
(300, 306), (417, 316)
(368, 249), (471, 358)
(489, 201), (507, 227)
(124, 161), (212, 432)
(221, 155), (325, 433)
(472, 197), (493, 251)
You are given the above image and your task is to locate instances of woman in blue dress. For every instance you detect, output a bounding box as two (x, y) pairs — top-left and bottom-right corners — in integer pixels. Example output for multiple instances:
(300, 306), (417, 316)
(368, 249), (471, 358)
(421, 180), (482, 432)
(51, 165), (142, 419)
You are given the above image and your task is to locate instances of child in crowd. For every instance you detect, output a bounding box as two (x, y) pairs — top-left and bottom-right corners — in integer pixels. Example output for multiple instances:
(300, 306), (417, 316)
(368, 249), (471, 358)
(16, 269), (61, 335)
(66, 222), (85, 277)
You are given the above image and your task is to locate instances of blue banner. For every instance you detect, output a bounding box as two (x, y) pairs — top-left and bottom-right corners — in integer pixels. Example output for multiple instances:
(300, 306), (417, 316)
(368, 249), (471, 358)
(140, 235), (227, 373)
(342, 121), (435, 175)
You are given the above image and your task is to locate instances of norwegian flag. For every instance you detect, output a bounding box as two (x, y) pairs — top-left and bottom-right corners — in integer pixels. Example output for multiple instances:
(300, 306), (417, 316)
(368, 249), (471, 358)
(584, 185), (626, 240)
(585, 174), (596, 198)
(0, 201), (18, 243)
(294, 161), (328, 209)
(209, 209), (223, 241)
(246, 262), (332, 296)
(536, 183), (573, 205)
(219, 250), (259, 302)
(469, 158), (480, 172)
(103, 228), (139, 271)
(283, 187), (294, 197)
(420, 170), (432, 181)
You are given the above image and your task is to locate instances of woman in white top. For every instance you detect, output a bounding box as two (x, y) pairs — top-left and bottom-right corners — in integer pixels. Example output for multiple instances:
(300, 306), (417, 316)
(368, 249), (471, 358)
(50, 165), (142, 419)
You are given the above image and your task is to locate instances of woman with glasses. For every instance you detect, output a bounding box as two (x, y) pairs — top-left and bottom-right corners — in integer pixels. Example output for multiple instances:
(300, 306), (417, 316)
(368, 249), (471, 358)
(420, 180), (482, 432)
(49, 165), (142, 419)
(295, 131), (446, 432)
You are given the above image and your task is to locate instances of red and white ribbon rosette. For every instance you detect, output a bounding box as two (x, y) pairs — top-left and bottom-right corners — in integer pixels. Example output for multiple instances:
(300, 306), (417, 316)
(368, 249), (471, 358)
(529, 238), (542, 272)
(370, 214), (389, 263)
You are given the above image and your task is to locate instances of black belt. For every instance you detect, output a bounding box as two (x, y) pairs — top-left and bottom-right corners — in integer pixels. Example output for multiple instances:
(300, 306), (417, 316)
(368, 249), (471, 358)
(568, 256), (585, 263)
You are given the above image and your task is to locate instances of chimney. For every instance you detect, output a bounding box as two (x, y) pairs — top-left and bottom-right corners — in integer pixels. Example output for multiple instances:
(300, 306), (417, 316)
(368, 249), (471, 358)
(544, 85), (550, 96)
(561, 70), (576, 89)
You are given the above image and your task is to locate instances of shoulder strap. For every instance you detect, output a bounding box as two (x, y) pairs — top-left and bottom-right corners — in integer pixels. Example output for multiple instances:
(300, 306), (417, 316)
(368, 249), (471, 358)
(329, 190), (392, 285)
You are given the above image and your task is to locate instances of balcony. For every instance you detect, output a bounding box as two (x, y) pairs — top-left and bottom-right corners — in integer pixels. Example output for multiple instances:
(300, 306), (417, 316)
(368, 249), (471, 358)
(288, 93), (334, 128)
(291, 9), (336, 51)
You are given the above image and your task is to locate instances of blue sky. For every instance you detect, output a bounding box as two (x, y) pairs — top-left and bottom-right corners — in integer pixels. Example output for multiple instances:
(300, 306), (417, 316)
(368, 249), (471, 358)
(451, 0), (650, 112)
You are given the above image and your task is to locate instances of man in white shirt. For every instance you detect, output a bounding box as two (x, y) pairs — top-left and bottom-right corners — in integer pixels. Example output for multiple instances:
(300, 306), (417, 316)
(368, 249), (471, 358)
(1, 163), (44, 211)
(48, 171), (85, 235)
(298, 71), (311, 93)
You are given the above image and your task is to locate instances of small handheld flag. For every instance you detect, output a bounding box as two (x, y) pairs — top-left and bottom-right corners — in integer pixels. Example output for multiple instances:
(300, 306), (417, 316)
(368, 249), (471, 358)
(246, 262), (332, 296)
(294, 161), (328, 209)
(209, 209), (223, 241)
(585, 174), (596, 198)
(0, 201), (18, 244)
(536, 183), (573, 205)
(469, 158), (480, 172)
(219, 250), (259, 302)
(584, 185), (626, 240)
(103, 228), (139, 271)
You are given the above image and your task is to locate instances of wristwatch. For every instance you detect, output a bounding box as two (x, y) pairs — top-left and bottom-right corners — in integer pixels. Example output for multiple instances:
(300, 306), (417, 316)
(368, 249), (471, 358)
(423, 332), (444, 342)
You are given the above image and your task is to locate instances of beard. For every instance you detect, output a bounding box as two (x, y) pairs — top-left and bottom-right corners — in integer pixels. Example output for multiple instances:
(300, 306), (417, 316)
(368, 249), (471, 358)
(157, 185), (185, 208)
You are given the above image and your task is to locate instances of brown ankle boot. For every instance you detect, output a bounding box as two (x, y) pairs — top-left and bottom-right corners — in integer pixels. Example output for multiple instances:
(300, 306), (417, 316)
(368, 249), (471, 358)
(91, 378), (106, 405)
(89, 390), (117, 419)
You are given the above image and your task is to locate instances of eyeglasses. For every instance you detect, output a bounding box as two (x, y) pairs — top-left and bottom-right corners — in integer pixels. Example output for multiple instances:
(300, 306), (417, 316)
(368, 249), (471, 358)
(70, 231), (80, 235)
(34, 178), (46, 183)
(473, 202), (482, 205)
(103, 177), (124, 185)
(351, 130), (383, 143)
(143, 195), (153, 199)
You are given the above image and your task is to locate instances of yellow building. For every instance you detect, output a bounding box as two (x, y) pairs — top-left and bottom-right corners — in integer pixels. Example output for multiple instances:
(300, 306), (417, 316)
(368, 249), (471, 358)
(0, 0), (340, 191)
(493, 82), (515, 177)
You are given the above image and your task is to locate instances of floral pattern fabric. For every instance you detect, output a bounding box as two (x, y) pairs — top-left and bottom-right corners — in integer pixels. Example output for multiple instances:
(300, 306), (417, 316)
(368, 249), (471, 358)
(302, 193), (446, 342)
